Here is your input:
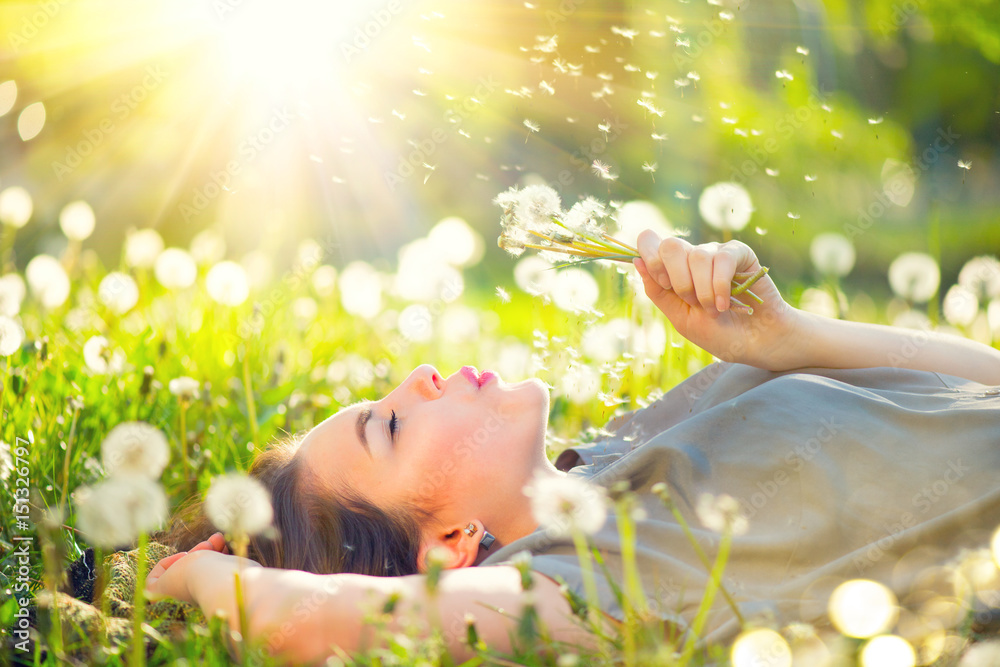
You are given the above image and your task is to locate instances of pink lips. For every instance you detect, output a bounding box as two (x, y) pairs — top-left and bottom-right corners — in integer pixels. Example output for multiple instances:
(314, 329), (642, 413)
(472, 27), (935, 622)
(460, 366), (499, 388)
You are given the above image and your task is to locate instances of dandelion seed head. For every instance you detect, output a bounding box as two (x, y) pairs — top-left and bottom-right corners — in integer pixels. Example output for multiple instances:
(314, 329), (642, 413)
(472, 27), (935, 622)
(75, 475), (168, 548)
(154, 248), (197, 290)
(0, 274), (26, 317)
(205, 472), (274, 537)
(205, 261), (250, 307)
(124, 228), (164, 269)
(698, 182), (753, 232)
(0, 315), (24, 357)
(888, 252), (940, 303)
(83, 335), (126, 375)
(552, 268), (599, 313)
(0, 186), (32, 228)
(189, 228), (227, 265)
(957, 256), (1000, 300)
(696, 492), (748, 534)
(942, 284), (979, 327)
(524, 472), (607, 538)
(59, 201), (96, 241)
(26, 254), (70, 309)
(169, 376), (200, 401)
(98, 272), (139, 315)
(810, 233), (856, 277)
(101, 421), (170, 479)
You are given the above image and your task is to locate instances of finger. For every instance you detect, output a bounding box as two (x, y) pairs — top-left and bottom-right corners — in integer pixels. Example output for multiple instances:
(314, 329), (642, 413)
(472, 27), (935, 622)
(658, 237), (698, 308)
(636, 230), (671, 291)
(146, 552), (187, 588)
(712, 250), (737, 312)
(687, 245), (719, 315)
(207, 532), (228, 552)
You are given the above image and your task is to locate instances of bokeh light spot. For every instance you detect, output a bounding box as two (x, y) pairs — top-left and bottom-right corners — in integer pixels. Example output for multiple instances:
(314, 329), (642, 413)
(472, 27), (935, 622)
(17, 101), (46, 141)
(828, 579), (899, 638)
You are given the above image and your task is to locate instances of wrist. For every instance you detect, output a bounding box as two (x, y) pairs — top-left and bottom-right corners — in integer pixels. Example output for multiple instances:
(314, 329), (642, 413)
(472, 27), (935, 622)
(756, 304), (814, 371)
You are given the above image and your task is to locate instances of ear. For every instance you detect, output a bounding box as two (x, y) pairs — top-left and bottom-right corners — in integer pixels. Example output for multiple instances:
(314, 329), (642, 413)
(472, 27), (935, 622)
(416, 520), (485, 573)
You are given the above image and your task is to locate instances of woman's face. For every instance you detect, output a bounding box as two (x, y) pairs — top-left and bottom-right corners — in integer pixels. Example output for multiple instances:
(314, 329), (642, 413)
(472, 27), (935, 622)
(299, 364), (550, 520)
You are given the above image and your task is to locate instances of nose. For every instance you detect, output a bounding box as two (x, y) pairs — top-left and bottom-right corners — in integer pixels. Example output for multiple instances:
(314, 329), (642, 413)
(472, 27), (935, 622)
(400, 364), (443, 400)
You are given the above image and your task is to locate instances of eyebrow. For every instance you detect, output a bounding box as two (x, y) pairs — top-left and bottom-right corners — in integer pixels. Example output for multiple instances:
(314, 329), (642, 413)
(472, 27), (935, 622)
(355, 406), (373, 459)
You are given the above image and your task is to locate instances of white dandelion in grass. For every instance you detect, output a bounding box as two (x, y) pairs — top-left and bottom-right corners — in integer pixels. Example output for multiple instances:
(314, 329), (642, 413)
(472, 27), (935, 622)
(25, 254), (70, 309)
(0, 186), (32, 228)
(828, 579), (899, 638)
(552, 268), (599, 313)
(311, 264), (338, 297)
(524, 472), (607, 538)
(101, 421), (170, 479)
(698, 182), (753, 232)
(731, 629), (792, 667)
(98, 272), (139, 315)
(83, 335), (125, 375)
(495, 286), (511, 303)
(73, 475), (169, 549)
(189, 228), (226, 265)
(58, 200), (96, 241)
(0, 315), (25, 356)
(958, 256), (1000, 300)
(205, 472), (274, 537)
(695, 492), (748, 535)
(0, 440), (12, 481)
(154, 248), (197, 290)
(809, 232), (856, 277)
(860, 635), (915, 667)
(427, 216), (484, 267)
(942, 285), (979, 327)
(888, 252), (940, 303)
(0, 273), (26, 317)
(339, 261), (383, 319)
(168, 376), (200, 401)
(124, 228), (164, 269)
(205, 261), (250, 307)
(514, 255), (555, 296)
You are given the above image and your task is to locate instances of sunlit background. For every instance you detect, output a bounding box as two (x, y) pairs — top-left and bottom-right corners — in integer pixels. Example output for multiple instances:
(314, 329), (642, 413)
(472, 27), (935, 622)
(2, 0), (997, 290)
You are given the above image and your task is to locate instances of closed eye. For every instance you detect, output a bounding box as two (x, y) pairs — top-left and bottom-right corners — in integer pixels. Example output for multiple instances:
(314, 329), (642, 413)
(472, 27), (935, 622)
(388, 410), (398, 443)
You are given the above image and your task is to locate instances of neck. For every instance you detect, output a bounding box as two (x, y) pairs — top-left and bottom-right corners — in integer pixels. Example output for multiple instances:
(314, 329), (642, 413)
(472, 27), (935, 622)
(483, 461), (566, 555)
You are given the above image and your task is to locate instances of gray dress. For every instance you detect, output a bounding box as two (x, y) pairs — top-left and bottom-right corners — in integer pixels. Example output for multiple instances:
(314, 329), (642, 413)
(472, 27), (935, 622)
(480, 363), (1000, 645)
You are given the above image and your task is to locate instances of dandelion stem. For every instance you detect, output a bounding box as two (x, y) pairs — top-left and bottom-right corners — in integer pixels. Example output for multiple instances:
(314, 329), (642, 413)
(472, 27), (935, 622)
(179, 401), (190, 487)
(677, 528), (733, 666)
(569, 528), (610, 649)
(616, 495), (647, 667)
(600, 232), (639, 255)
(58, 403), (80, 511)
(241, 346), (259, 448)
(130, 531), (148, 667)
(730, 266), (768, 296)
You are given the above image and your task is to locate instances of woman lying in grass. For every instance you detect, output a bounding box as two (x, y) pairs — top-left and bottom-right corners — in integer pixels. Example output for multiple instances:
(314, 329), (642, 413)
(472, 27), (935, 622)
(148, 229), (1000, 663)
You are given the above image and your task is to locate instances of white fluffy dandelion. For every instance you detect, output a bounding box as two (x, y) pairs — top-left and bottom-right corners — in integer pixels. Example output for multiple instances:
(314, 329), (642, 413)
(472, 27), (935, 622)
(189, 229), (227, 265)
(0, 274), (26, 317)
(513, 184), (562, 230)
(957, 256), (1000, 301)
(205, 472), (274, 537)
(59, 200), (96, 241)
(98, 272), (139, 315)
(0, 316), (25, 356)
(809, 233), (856, 277)
(205, 261), (250, 307)
(514, 256), (555, 296)
(154, 248), (197, 290)
(0, 186), (33, 228)
(695, 492), (748, 535)
(551, 268), (599, 313)
(124, 228), (164, 269)
(25, 254), (70, 309)
(428, 217), (484, 267)
(888, 252), (940, 303)
(83, 335), (125, 374)
(524, 473), (607, 538)
(74, 475), (169, 548)
(168, 376), (200, 401)
(942, 284), (979, 327)
(101, 421), (170, 479)
(0, 440), (12, 481)
(698, 182), (754, 232)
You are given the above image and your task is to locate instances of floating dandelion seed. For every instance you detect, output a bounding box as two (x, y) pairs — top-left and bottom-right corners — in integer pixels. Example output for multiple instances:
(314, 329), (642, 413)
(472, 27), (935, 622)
(598, 120), (611, 137)
(687, 71), (700, 81)
(539, 80), (555, 95)
(391, 109), (406, 120)
(804, 174), (817, 182)
(642, 162), (658, 181)
(523, 118), (540, 142)
(766, 168), (779, 176)
(787, 212), (800, 220)
(868, 117), (884, 125)
(674, 191), (690, 200)
(495, 286), (511, 303)
(796, 45), (810, 55)
(591, 160), (614, 180)
(957, 160), (972, 170)
(775, 69), (794, 81)
(831, 130), (843, 139)
(755, 226), (768, 236)
(611, 25), (638, 41)
(651, 132), (668, 142)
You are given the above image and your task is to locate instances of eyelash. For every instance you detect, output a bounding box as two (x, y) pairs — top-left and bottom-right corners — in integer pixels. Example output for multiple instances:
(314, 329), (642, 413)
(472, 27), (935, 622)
(389, 410), (398, 441)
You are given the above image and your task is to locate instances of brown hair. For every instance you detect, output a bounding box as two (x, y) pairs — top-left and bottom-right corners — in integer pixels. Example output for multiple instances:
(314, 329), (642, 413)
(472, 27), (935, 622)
(160, 433), (439, 577)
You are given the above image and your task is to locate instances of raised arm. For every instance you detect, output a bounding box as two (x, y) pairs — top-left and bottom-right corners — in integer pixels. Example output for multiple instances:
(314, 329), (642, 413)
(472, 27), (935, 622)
(634, 230), (1000, 385)
(146, 547), (605, 664)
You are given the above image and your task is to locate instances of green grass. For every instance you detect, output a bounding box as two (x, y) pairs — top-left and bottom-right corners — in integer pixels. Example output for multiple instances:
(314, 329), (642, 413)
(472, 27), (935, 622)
(1, 250), (996, 666)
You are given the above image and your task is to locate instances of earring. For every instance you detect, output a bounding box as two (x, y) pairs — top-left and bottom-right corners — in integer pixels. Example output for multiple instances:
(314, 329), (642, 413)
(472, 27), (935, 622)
(479, 530), (496, 551)
(463, 522), (478, 537)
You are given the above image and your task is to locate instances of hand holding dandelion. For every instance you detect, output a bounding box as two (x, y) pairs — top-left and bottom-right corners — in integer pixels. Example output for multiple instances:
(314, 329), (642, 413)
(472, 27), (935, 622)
(495, 185), (769, 313)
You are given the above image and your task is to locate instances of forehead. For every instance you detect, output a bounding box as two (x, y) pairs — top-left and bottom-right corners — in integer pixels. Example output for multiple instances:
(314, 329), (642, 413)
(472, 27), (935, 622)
(300, 402), (373, 485)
